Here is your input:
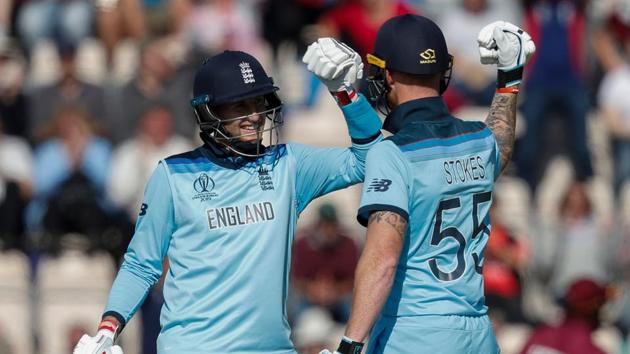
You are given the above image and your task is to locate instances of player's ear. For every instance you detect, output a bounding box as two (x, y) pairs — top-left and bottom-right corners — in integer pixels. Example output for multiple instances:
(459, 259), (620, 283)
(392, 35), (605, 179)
(384, 69), (397, 106)
(385, 69), (395, 87)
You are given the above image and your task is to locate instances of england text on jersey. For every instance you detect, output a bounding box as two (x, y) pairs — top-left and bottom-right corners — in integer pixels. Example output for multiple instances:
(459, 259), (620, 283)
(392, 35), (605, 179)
(206, 202), (275, 230)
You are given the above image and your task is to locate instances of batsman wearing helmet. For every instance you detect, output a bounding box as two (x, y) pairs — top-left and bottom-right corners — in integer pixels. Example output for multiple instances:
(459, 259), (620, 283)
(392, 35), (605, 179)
(311, 15), (535, 354)
(73, 49), (382, 354)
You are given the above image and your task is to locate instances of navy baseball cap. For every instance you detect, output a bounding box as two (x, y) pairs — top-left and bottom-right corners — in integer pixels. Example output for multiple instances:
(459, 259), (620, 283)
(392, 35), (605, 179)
(368, 14), (450, 75)
(191, 50), (279, 107)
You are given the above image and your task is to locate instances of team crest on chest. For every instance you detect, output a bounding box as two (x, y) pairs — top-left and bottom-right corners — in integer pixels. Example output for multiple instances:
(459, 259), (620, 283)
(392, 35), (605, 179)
(193, 173), (218, 202)
(258, 166), (274, 191)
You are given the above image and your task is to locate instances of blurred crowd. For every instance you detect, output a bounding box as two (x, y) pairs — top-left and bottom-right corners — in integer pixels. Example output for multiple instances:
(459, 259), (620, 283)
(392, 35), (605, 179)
(1, 0), (630, 353)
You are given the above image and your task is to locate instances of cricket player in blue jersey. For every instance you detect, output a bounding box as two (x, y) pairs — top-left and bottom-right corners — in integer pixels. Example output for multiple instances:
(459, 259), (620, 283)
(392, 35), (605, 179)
(73, 47), (382, 354)
(317, 16), (536, 354)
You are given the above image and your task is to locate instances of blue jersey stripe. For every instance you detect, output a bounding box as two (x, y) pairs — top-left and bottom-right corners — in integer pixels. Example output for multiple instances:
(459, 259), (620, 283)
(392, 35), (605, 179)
(166, 156), (210, 165)
(399, 128), (492, 152)
(167, 162), (222, 174)
(402, 135), (495, 162)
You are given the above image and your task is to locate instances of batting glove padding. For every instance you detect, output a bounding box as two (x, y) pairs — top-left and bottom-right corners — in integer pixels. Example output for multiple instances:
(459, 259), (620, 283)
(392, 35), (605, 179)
(73, 330), (123, 354)
(477, 21), (536, 87)
(303, 37), (364, 93)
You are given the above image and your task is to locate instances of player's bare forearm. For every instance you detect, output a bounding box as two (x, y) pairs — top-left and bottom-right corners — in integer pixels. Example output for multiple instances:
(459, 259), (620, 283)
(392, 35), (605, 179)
(345, 211), (406, 341)
(485, 91), (518, 172)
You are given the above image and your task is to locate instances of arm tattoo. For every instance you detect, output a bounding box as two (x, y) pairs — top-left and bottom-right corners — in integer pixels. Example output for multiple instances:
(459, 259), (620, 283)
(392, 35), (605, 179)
(485, 93), (517, 173)
(368, 211), (407, 238)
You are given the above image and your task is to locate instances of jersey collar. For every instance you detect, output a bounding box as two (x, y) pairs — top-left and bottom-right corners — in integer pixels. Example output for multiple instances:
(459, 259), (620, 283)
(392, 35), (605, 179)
(200, 141), (283, 171)
(200, 141), (259, 170)
(383, 96), (450, 134)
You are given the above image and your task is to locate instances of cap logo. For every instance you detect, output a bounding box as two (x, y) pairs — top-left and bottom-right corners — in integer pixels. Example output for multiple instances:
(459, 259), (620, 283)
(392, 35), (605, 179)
(419, 49), (436, 64)
(239, 62), (255, 84)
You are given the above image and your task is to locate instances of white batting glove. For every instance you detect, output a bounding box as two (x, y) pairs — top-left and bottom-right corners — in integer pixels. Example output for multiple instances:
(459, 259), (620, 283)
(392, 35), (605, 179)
(73, 329), (123, 354)
(302, 37), (364, 93)
(477, 21), (535, 88)
(319, 350), (340, 354)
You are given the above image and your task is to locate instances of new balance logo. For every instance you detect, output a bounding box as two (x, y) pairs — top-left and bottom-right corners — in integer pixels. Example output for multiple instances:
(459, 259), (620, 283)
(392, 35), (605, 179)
(239, 62), (255, 84)
(367, 178), (392, 192)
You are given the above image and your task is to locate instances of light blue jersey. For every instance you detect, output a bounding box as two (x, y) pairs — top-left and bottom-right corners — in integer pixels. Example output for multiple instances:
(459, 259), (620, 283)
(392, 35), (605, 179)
(104, 95), (382, 354)
(357, 97), (501, 353)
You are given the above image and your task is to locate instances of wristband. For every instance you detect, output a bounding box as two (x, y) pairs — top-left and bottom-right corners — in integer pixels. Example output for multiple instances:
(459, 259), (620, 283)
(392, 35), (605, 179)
(331, 87), (358, 106)
(497, 66), (523, 88)
(496, 86), (519, 94)
(336, 336), (364, 354)
(98, 320), (119, 335)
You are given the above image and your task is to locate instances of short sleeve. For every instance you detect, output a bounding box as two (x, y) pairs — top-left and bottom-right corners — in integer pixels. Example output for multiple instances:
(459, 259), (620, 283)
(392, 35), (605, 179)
(357, 141), (410, 226)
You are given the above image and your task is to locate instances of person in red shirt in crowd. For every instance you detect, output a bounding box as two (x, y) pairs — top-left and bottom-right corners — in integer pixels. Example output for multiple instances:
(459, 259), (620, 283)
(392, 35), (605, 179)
(318, 0), (415, 60)
(520, 278), (608, 354)
(484, 200), (528, 328)
(291, 202), (359, 324)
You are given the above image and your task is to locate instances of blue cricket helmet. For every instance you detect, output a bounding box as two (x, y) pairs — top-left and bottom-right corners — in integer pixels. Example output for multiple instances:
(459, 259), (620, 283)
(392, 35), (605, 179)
(190, 51), (283, 158)
(191, 50), (279, 107)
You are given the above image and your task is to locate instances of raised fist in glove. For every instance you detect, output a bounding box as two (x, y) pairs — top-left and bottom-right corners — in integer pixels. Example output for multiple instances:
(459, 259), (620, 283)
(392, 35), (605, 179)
(73, 328), (123, 354)
(477, 21), (536, 88)
(302, 37), (363, 93)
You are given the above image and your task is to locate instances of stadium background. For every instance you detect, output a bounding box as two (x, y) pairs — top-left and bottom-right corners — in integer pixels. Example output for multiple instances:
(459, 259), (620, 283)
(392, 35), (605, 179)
(0, 0), (629, 353)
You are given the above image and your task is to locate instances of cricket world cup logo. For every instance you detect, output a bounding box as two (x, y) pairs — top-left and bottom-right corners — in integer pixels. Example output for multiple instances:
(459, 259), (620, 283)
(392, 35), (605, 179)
(193, 173), (217, 201)
(194, 173), (213, 193)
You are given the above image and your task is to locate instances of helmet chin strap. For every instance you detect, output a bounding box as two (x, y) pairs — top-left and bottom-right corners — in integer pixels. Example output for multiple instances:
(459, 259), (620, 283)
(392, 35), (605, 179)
(224, 139), (266, 157)
(199, 126), (267, 158)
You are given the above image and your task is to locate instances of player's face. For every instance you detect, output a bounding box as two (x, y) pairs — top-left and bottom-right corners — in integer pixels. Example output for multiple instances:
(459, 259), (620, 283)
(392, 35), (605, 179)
(214, 96), (266, 143)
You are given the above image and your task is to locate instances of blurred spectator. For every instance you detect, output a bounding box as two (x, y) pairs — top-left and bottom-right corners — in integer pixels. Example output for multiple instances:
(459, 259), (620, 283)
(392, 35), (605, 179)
(0, 119), (32, 251)
(484, 199), (528, 326)
(25, 106), (126, 257)
(149, 0), (188, 36)
(180, 0), (263, 57)
(96, 0), (147, 67)
(108, 104), (192, 220)
(517, 0), (592, 192)
(0, 36), (28, 138)
(108, 39), (195, 143)
(441, 0), (519, 106)
(546, 182), (611, 298)
(593, 6), (630, 197)
(0, 0), (12, 37)
(519, 278), (607, 354)
(291, 203), (358, 324)
(262, 0), (339, 59)
(16, 0), (93, 56)
(292, 307), (339, 354)
(27, 44), (105, 141)
(319, 0), (414, 60)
